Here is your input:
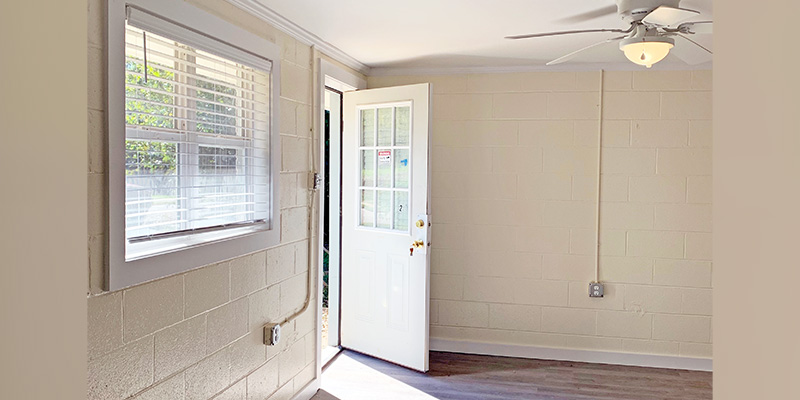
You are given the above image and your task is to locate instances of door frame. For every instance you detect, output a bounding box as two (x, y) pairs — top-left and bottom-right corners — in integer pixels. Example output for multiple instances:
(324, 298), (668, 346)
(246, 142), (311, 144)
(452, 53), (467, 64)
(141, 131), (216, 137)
(315, 58), (366, 377)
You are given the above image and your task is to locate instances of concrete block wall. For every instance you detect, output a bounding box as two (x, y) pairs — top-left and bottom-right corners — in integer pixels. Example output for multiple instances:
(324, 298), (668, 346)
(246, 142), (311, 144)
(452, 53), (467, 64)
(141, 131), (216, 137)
(87, 251), (316, 400)
(369, 70), (712, 360)
(85, 0), (355, 398)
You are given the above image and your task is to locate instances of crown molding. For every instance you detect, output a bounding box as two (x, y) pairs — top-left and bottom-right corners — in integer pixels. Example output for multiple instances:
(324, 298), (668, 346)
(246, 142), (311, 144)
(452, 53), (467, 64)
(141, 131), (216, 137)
(225, 0), (371, 75)
(369, 61), (713, 77)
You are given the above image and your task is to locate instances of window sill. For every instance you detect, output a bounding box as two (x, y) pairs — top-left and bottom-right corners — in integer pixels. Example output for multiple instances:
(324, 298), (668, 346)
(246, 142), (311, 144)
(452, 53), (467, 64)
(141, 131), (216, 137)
(126, 223), (268, 261)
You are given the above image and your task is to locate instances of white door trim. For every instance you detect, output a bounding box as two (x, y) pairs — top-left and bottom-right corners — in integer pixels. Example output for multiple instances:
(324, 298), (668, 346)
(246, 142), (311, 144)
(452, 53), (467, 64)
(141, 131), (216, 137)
(316, 58), (365, 385)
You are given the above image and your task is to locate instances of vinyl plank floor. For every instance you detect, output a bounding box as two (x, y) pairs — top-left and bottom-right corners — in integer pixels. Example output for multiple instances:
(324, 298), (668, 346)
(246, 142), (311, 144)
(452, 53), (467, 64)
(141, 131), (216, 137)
(312, 350), (711, 400)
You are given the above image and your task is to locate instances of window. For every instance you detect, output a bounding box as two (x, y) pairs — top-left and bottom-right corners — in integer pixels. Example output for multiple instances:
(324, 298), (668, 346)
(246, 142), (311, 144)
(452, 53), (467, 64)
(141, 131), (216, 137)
(357, 104), (411, 232)
(123, 23), (271, 256)
(107, 0), (280, 290)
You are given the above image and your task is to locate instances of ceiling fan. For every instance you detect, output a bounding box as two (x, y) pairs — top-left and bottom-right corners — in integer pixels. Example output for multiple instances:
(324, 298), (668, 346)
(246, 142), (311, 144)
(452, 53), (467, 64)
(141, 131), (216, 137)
(506, 0), (712, 68)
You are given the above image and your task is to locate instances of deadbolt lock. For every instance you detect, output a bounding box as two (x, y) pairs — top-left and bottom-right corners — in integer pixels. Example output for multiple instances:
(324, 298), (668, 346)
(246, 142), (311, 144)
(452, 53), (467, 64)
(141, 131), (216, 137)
(411, 215), (429, 256)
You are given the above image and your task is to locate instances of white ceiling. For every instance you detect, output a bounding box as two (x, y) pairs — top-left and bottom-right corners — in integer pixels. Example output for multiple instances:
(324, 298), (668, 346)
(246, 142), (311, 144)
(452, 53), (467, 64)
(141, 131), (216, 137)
(253, 0), (713, 73)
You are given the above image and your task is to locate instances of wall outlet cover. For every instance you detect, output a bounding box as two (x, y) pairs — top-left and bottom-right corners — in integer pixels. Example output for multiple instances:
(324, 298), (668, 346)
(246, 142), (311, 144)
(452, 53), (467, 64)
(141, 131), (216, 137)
(589, 282), (604, 298)
(263, 323), (281, 346)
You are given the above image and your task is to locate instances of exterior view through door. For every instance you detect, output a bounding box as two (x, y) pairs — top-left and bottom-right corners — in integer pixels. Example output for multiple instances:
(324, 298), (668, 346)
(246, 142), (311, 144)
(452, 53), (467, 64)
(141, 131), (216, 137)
(322, 87), (343, 361)
(340, 83), (432, 372)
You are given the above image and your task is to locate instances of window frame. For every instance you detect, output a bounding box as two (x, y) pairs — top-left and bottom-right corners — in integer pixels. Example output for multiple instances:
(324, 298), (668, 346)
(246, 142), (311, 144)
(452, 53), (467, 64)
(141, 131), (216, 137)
(107, 0), (281, 291)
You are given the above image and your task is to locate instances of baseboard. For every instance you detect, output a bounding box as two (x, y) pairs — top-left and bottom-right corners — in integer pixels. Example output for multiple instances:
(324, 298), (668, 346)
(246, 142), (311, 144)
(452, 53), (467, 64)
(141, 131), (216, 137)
(291, 377), (320, 400)
(430, 338), (712, 372)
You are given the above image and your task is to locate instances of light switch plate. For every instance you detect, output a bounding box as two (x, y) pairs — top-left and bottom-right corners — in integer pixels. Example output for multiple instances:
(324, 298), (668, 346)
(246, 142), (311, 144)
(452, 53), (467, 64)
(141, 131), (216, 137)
(589, 282), (604, 298)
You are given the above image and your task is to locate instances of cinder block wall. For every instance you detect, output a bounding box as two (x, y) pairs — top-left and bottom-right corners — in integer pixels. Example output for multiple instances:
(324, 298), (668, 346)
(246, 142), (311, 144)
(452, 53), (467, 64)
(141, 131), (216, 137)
(85, 0), (361, 398)
(369, 70), (712, 360)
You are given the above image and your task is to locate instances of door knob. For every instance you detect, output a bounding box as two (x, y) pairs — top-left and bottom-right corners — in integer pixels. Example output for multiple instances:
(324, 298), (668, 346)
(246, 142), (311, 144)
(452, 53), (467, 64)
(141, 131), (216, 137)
(410, 240), (424, 256)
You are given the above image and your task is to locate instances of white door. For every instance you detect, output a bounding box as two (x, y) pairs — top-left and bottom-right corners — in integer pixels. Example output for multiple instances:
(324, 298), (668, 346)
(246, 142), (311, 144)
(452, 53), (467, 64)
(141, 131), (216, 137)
(340, 83), (432, 372)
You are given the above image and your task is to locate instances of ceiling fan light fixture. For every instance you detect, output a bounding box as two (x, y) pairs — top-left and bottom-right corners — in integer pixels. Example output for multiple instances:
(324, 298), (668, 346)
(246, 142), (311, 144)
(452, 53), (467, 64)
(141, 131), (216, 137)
(620, 36), (675, 68)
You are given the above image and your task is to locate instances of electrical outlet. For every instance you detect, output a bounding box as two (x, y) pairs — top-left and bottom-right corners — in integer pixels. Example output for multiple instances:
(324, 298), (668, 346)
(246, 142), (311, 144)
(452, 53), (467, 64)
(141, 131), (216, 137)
(263, 323), (281, 346)
(589, 282), (604, 298)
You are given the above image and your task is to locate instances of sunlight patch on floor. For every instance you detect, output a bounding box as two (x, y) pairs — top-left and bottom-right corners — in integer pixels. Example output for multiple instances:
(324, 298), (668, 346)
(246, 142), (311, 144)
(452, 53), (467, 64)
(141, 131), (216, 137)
(320, 352), (438, 400)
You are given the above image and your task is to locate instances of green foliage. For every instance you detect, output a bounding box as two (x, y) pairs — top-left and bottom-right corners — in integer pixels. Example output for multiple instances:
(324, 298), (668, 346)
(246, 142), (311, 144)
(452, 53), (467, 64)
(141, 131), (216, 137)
(125, 140), (177, 176)
(199, 146), (238, 172)
(322, 251), (329, 308)
(125, 60), (175, 128)
(125, 57), (239, 135)
(195, 79), (237, 135)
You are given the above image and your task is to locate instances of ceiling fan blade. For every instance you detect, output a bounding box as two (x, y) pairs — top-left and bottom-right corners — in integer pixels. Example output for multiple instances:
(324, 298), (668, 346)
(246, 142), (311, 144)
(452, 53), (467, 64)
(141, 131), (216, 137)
(670, 34), (713, 65)
(546, 36), (626, 65)
(679, 20), (713, 34)
(506, 27), (632, 40)
(558, 5), (618, 24)
(678, 34), (712, 54)
(642, 6), (700, 26)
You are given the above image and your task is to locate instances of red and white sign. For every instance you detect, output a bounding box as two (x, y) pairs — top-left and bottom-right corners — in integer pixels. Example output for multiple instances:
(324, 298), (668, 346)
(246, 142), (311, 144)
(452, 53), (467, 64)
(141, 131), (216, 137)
(378, 150), (392, 164)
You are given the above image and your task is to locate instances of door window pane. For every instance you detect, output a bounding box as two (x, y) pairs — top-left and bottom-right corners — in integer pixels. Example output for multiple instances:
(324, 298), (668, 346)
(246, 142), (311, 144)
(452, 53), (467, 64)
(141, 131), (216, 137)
(377, 149), (392, 188)
(376, 190), (392, 229)
(377, 107), (393, 146)
(393, 149), (409, 189)
(395, 106), (410, 146)
(361, 109), (375, 146)
(394, 191), (409, 232)
(360, 190), (374, 227)
(361, 150), (375, 187)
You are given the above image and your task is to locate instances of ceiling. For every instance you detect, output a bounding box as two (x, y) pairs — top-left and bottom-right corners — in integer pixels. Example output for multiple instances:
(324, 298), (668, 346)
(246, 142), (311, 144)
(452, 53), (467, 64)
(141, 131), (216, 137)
(252, 0), (713, 73)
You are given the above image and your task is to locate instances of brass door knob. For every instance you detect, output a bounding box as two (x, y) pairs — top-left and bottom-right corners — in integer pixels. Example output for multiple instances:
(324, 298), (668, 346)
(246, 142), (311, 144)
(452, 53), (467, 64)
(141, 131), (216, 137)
(415, 219), (425, 228)
(411, 240), (424, 248)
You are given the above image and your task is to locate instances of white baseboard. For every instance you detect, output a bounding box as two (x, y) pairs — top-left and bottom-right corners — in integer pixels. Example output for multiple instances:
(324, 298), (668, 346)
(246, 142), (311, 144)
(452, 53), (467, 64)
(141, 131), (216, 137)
(430, 338), (712, 372)
(291, 377), (320, 400)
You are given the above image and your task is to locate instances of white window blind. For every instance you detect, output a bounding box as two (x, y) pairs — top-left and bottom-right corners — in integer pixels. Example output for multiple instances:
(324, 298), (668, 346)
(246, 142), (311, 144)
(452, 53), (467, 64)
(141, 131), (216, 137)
(123, 9), (272, 256)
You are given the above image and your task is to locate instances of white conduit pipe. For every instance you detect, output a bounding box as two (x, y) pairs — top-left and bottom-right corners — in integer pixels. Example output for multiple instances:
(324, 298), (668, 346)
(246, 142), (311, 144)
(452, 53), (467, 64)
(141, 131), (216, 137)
(594, 69), (604, 283)
(276, 45), (318, 329)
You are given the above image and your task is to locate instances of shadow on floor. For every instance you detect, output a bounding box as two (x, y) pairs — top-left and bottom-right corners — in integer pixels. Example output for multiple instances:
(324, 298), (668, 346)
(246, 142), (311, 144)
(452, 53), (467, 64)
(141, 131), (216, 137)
(309, 389), (340, 400)
(312, 350), (712, 400)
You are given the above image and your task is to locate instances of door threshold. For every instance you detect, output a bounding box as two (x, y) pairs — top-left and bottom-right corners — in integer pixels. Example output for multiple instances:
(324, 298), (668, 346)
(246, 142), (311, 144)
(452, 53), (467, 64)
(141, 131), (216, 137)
(322, 345), (342, 368)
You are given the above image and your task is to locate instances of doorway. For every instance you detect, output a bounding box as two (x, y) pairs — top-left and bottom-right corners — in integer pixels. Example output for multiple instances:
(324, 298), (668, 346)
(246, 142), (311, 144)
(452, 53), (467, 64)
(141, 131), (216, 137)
(316, 75), (433, 374)
(321, 86), (343, 364)
(317, 60), (365, 368)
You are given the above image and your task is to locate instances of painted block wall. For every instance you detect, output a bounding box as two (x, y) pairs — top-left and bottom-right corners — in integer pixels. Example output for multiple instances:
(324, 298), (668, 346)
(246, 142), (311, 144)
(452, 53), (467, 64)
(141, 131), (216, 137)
(1, 1), (87, 397)
(85, 1), (362, 398)
(369, 70), (713, 360)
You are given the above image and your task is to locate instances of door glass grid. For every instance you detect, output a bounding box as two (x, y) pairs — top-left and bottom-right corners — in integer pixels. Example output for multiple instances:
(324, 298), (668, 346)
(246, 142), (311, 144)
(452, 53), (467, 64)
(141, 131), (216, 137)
(358, 105), (411, 231)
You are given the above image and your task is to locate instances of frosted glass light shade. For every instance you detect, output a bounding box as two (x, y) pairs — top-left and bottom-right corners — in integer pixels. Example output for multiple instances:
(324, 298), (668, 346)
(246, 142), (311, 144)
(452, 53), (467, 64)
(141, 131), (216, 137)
(621, 39), (674, 68)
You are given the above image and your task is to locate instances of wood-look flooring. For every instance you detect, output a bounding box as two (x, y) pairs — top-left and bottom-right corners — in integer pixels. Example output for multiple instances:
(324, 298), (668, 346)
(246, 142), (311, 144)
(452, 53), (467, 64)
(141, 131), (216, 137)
(312, 350), (711, 400)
